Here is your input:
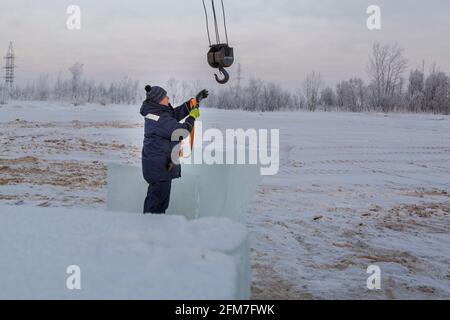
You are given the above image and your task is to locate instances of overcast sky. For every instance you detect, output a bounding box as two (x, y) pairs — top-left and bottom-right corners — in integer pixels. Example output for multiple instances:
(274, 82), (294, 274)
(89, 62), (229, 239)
(1, 0), (449, 89)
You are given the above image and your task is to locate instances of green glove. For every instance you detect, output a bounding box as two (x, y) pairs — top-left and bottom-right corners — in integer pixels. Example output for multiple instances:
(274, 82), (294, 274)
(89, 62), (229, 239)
(189, 107), (200, 120)
(196, 89), (209, 103)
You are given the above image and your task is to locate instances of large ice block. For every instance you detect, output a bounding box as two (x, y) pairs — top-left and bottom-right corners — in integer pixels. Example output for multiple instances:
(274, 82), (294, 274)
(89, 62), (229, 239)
(107, 163), (261, 223)
(0, 205), (249, 300)
(106, 162), (261, 298)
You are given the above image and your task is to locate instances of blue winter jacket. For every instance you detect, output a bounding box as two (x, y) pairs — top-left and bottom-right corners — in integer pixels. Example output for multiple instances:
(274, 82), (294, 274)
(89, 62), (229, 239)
(140, 100), (195, 183)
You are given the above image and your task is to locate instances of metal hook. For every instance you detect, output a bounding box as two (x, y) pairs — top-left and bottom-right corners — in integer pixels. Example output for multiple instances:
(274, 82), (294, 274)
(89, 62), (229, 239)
(214, 67), (230, 84)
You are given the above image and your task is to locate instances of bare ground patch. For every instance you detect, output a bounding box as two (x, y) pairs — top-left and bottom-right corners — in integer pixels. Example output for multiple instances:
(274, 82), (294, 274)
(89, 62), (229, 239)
(251, 261), (316, 300)
(0, 156), (106, 188)
(401, 188), (450, 199)
(383, 202), (450, 233)
(1, 136), (140, 156)
(3, 119), (142, 129)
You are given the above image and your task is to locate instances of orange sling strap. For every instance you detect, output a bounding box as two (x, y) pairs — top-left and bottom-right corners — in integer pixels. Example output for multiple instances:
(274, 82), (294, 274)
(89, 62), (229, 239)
(179, 98), (198, 158)
(188, 98), (198, 151)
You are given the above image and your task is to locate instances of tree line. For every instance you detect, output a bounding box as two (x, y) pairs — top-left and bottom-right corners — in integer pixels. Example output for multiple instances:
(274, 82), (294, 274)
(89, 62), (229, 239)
(0, 62), (140, 106)
(206, 43), (450, 115)
(1, 42), (449, 115)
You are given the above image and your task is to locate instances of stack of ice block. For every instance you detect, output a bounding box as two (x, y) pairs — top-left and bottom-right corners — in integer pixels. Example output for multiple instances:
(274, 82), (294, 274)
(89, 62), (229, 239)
(106, 162), (261, 299)
(107, 163), (261, 223)
(0, 205), (249, 299)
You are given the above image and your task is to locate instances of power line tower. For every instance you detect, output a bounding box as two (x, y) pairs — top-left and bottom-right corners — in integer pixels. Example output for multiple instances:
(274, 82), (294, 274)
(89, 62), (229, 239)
(4, 42), (16, 89)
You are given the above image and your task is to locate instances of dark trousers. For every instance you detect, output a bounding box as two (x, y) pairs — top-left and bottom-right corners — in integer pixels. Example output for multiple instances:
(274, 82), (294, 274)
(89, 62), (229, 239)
(144, 180), (172, 214)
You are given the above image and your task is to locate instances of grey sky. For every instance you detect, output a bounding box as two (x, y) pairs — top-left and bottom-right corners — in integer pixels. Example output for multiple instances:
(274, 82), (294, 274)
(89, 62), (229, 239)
(1, 0), (449, 89)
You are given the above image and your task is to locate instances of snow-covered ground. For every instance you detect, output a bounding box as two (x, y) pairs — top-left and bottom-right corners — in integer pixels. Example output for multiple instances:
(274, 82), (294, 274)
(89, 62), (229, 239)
(1, 101), (449, 299)
(0, 205), (247, 300)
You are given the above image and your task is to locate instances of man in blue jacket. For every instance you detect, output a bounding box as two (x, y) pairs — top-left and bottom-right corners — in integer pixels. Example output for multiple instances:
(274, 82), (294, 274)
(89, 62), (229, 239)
(140, 85), (209, 214)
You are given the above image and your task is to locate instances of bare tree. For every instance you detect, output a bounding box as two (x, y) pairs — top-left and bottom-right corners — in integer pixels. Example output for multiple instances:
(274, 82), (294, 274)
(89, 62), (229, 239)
(205, 78), (295, 112)
(303, 71), (322, 111)
(263, 82), (291, 112)
(246, 78), (264, 111)
(424, 70), (449, 114)
(35, 75), (51, 101)
(166, 78), (180, 104)
(407, 69), (425, 112)
(294, 92), (306, 110)
(368, 43), (408, 112)
(0, 85), (8, 105)
(69, 62), (84, 105)
(336, 78), (367, 112)
(320, 87), (337, 111)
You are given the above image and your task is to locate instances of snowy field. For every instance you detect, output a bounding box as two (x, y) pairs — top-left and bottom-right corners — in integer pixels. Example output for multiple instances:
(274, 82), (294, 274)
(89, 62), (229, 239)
(1, 101), (449, 299)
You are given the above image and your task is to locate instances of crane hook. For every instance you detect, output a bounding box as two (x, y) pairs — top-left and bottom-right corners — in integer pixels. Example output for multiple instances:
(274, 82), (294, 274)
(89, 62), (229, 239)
(214, 67), (230, 84)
